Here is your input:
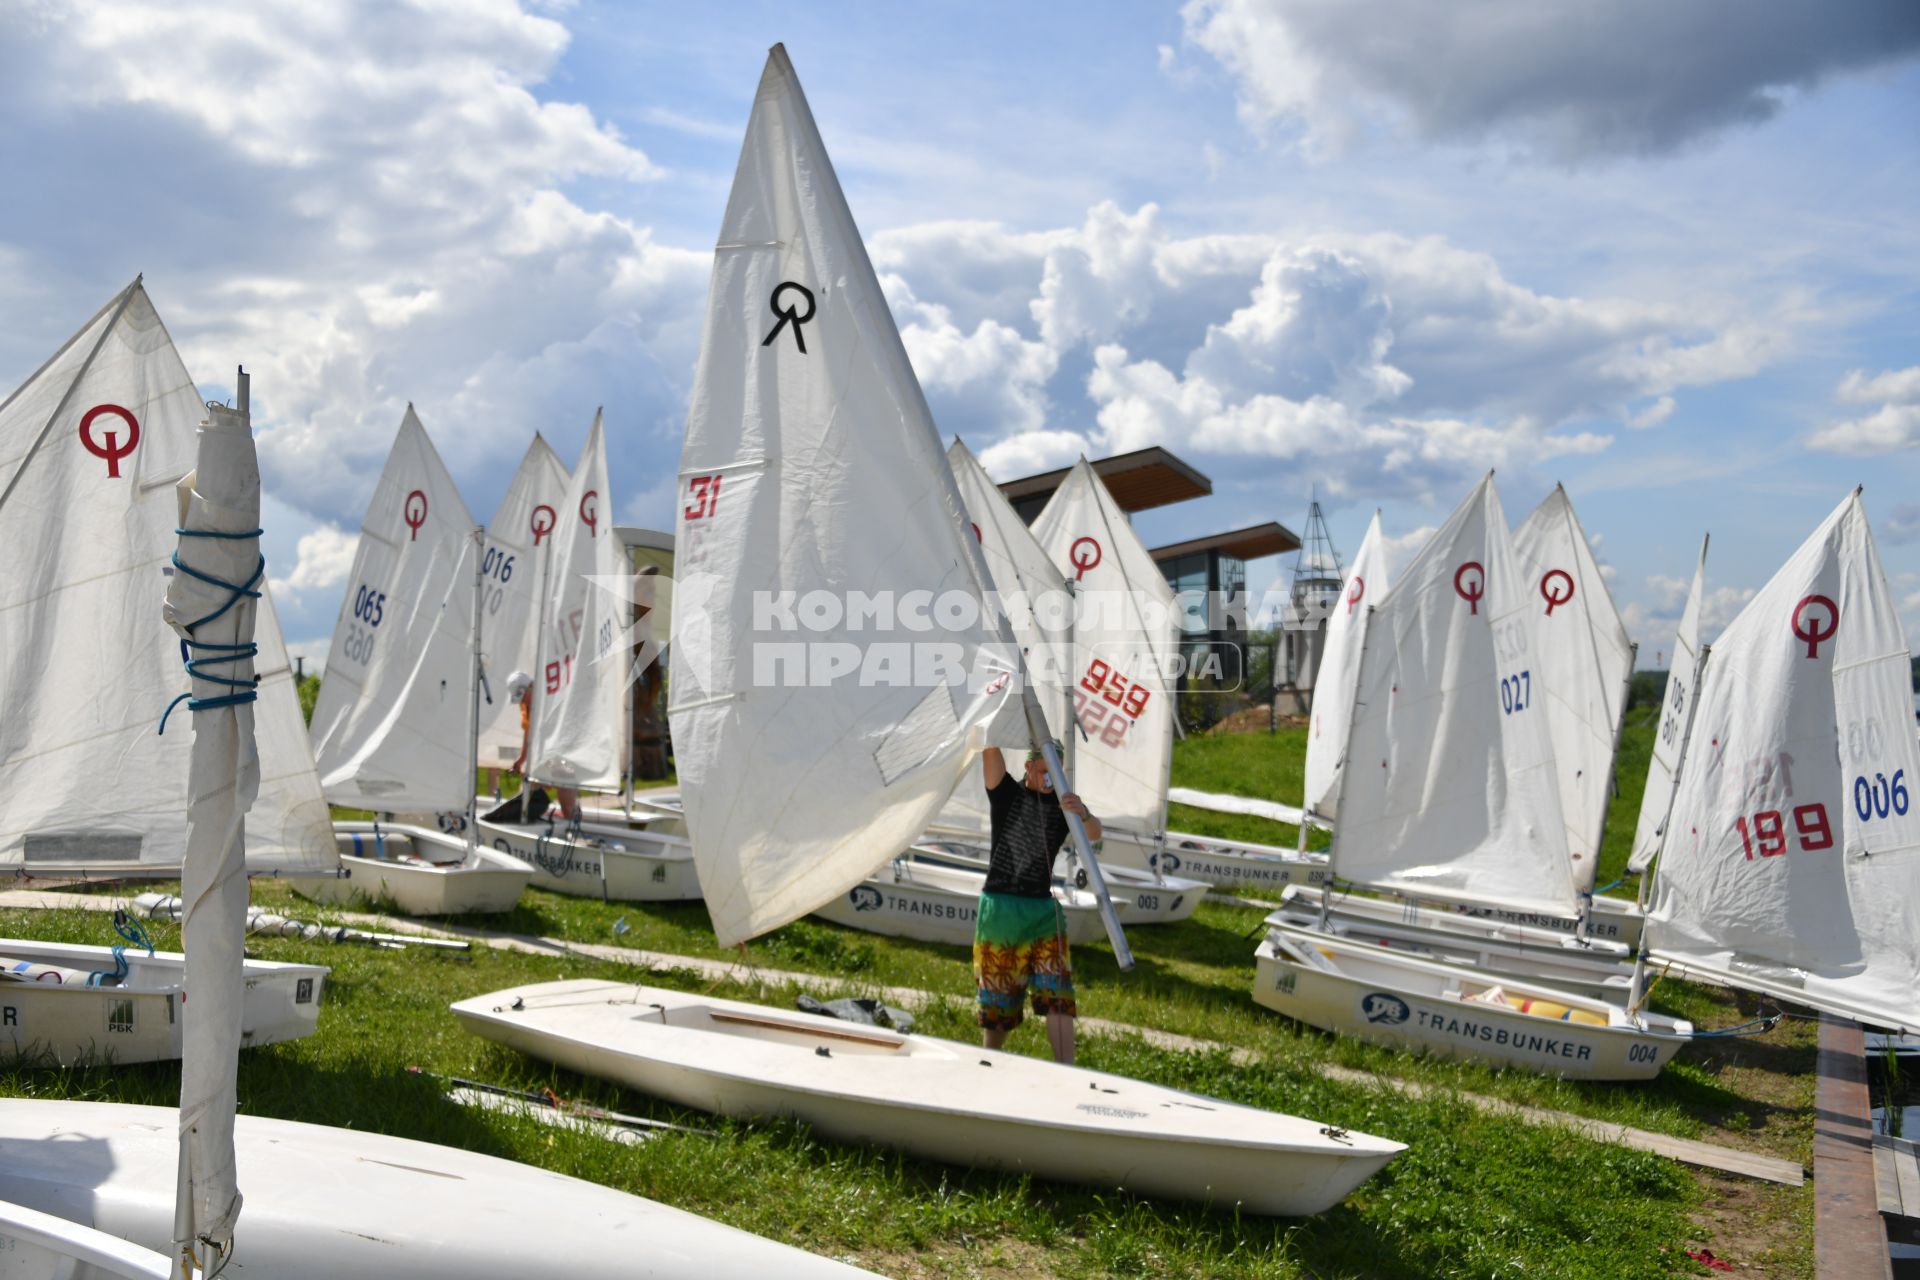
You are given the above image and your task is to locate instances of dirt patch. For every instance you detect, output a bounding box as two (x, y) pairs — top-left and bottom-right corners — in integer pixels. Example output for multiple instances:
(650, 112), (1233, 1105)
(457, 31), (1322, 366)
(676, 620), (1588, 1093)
(1204, 704), (1309, 735)
(852, 1238), (1066, 1279)
(1682, 1172), (1814, 1279)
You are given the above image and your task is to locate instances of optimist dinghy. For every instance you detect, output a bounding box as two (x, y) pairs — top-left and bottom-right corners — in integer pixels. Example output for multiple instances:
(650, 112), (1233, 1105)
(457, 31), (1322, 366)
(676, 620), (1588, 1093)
(453, 979), (1404, 1215)
(909, 838), (1206, 925)
(0, 939), (323, 1068)
(300, 407), (534, 915)
(0, 1196), (171, 1280)
(478, 800), (702, 901)
(1254, 925), (1690, 1081)
(0, 1099), (872, 1279)
(288, 821), (533, 915)
(811, 856), (1121, 946)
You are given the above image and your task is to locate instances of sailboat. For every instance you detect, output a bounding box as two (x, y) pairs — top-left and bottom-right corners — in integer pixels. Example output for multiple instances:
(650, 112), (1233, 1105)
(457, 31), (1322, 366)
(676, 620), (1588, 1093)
(1640, 490), (1920, 1031)
(459, 43), (1398, 1210)
(0, 281), (330, 1066)
(1253, 475), (1690, 1078)
(475, 414), (702, 901)
(292, 405), (534, 915)
(0, 1197), (171, 1279)
(475, 433), (572, 783)
(1, 349), (877, 1278)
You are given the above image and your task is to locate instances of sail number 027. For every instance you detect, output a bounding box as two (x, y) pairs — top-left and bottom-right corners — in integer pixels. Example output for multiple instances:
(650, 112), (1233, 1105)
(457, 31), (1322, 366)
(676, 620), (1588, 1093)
(1499, 671), (1531, 715)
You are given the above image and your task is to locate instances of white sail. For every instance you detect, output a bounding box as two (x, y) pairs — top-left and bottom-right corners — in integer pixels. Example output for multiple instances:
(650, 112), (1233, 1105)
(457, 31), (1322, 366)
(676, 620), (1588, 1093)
(936, 438), (1073, 835)
(1628, 536), (1707, 875)
(526, 413), (628, 792)
(1511, 485), (1634, 892)
(1029, 459), (1179, 843)
(476, 434), (571, 775)
(668, 45), (1019, 946)
(1647, 491), (1920, 1030)
(1332, 474), (1578, 916)
(163, 391), (263, 1261)
(308, 406), (481, 813)
(0, 281), (331, 876)
(1302, 509), (1389, 823)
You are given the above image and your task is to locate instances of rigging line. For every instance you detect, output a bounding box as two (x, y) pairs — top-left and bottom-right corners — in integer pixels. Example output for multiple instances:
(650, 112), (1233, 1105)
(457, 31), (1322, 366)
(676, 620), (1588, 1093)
(157, 526), (265, 734)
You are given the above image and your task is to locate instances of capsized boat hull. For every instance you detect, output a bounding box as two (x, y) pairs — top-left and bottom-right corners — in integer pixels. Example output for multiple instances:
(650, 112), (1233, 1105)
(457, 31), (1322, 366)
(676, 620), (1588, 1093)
(286, 822), (533, 915)
(0, 941), (324, 1068)
(810, 859), (1119, 947)
(1253, 930), (1689, 1081)
(452, 979), (1404, 1216)
(0, 1196), (171, 1279)
(476, 815), (702, 902)
(0, 1100), (871, 1278)
(1273, 887), (1640, 1004)
(1090, 826), (1330, 894)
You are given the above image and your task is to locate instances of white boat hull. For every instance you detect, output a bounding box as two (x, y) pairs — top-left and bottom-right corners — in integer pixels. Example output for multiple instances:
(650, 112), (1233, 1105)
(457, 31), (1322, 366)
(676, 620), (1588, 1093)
(811, 860), (1120, 947)
(0, 1100), (871, 1278)
(1253, 928), (1690, 1081)
(1092, 827), (1330, 894)
(1273, 887), (1640, 1004)
(1450, 893), (1645, 949)
(908, 839), (1206, 925)
(0, 1197), (171, 1279)
(477, 816), (702, 902)
(452, 979), (1404, 1216)
(286, 823), (533, 915)
(0, 941), (324, 1068)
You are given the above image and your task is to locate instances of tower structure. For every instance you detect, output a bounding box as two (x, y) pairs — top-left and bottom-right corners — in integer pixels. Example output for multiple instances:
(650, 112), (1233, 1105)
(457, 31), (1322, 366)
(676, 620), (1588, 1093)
(1285, 491), (1344, 692)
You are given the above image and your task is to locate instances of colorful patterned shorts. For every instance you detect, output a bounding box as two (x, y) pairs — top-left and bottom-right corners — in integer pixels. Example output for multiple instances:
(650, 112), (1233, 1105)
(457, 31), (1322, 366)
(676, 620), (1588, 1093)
(974, 892), (1076, 1030)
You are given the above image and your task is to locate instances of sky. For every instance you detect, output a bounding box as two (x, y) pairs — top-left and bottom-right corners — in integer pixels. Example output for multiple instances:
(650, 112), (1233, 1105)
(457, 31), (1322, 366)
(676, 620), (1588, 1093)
(3, 0), (1918, 666)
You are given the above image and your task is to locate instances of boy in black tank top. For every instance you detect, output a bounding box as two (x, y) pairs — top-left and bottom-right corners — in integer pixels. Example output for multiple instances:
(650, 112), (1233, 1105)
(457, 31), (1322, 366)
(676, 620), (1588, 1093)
(974, 744), (1101, 1065)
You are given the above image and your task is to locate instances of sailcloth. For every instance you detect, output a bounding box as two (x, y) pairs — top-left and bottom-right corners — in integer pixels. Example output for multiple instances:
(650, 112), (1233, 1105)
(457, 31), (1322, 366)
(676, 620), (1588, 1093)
(1302, 509), (1389, 824)
(308, 407), (480, 813)
(0, 280), (331, 876)
(937, 438), (1074, 833)
(1029, 459), (1178, 843)
(668, 45), (1019, 945)
(1332, 474), (1577, 916)
(1628, 536), (1707, 875)
(1647, 492), (1920, 1030)
(1512, 485), (1634, 893)
(476, 434), (571, 773)
(163, 393), (264, 1258)
(526, 413), (629, 792)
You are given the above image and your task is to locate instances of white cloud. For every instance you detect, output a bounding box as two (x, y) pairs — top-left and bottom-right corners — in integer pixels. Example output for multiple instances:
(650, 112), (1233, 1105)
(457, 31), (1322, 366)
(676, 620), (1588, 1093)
(269, 523), (358, 604)
(1884, 504), (1920, 546)
(887, 274), (1059, 438)
(1181, 0), (1920, 162)
(1810, 364), (1920, 455)
(1378, 524), (1437, 579)
(1627, 396), (1676, 429)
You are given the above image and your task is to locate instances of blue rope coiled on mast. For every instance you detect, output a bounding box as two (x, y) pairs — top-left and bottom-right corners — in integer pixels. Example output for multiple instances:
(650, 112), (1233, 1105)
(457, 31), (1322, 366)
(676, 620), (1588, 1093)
(157, 526), (264, 735)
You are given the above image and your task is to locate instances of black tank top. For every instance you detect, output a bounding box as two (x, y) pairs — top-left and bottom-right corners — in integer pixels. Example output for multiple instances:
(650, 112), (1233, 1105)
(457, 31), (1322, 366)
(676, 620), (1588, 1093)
(985, 774), (1068, 898)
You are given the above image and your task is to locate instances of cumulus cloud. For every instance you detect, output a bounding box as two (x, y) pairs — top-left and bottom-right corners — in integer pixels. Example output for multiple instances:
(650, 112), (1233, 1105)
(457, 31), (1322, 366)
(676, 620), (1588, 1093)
(0, 0), (699, 530)
(269, 523), (358, 603)
(1809, 364), (1920, 454)
(1180, 0), (1920, 162)
(1630, 573), (1756, 650)
(1627, 396), (1676, 430)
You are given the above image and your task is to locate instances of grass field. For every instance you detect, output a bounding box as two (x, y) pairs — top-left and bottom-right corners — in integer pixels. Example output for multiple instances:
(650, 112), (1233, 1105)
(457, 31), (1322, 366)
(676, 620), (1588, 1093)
(1, 713), (1817, 1279)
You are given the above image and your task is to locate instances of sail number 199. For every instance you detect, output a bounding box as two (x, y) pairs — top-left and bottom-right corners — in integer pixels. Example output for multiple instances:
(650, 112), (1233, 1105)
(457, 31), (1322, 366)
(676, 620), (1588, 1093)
(1736, 804), (1833, 860)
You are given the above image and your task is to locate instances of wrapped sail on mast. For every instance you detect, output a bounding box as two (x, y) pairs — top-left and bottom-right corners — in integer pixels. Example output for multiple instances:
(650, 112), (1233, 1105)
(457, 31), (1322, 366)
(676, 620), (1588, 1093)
(309, 406), (481, 813)
(1029, 459), (1178, 844)
(1302, 509), (1389, 824)
(669, 45), (1018, 946)
(1512, 485), (1634, 893)
(0, 281), (331, 876)
(1628, 536), (1707, 875)
(476, 434), (571, 774)
(1331, 474), (1577, 917)
(526, 412), (629, 792)
(1647, 492), (1920, 1031)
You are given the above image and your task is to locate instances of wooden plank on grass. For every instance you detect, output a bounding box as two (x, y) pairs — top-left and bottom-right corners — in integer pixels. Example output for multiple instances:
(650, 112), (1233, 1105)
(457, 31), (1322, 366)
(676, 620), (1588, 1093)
(1815, 1014), (1891, 1280)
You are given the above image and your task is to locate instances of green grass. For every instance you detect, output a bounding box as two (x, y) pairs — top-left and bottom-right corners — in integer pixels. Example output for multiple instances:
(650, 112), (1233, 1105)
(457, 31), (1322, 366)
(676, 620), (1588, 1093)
(1, 716), (1814, 1278)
